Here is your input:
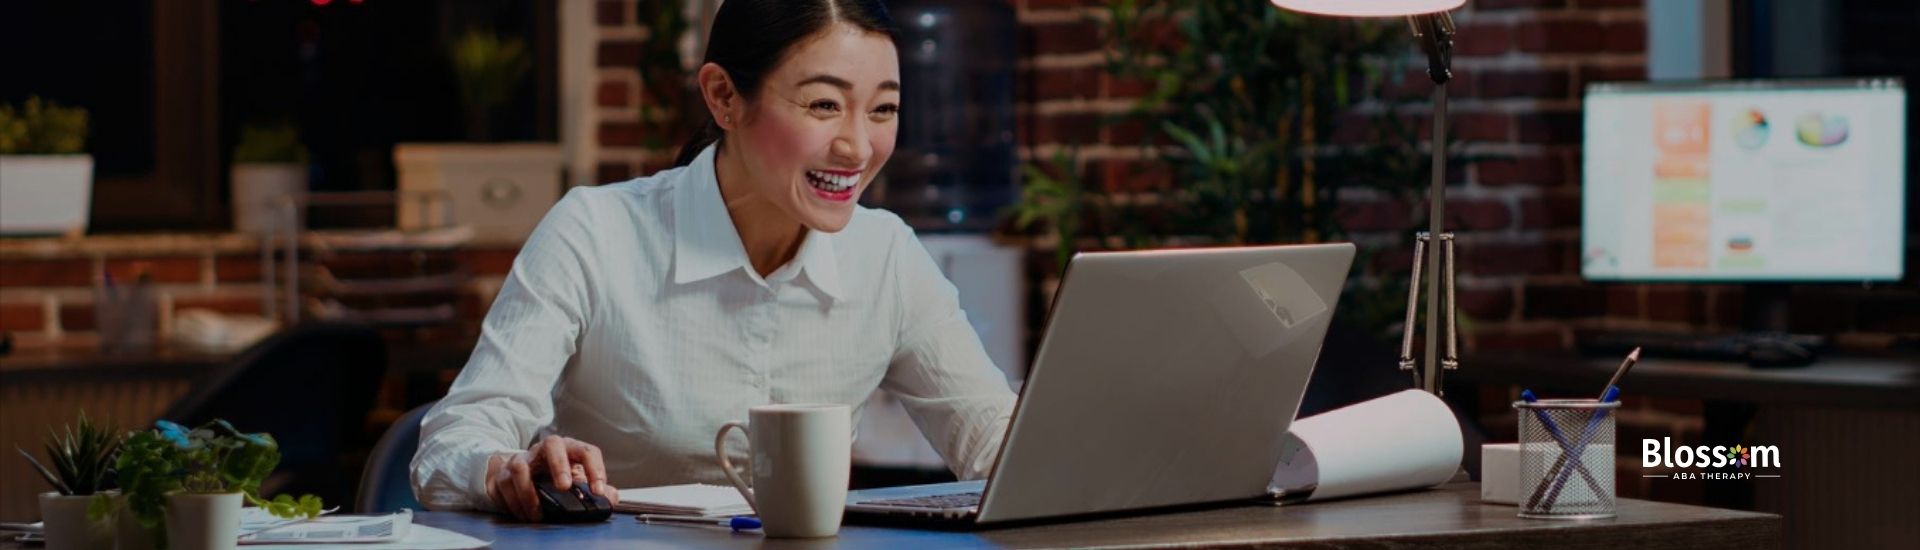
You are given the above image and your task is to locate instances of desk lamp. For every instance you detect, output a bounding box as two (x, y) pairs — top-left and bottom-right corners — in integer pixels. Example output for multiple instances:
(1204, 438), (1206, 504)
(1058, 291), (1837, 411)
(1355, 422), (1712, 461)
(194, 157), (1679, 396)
(1270, 0), (1465, 395)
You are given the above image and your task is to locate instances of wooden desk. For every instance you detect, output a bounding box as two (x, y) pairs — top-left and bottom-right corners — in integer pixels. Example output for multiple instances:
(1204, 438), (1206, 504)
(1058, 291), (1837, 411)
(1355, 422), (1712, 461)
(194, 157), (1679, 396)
(1457, 351), (1920, 548)
(410, 482), (1779, 549)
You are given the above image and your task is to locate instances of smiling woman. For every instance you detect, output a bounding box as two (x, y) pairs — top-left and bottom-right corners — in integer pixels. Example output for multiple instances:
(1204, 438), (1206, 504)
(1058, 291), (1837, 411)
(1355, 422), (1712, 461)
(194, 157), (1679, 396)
(410, 0), (1017, 524)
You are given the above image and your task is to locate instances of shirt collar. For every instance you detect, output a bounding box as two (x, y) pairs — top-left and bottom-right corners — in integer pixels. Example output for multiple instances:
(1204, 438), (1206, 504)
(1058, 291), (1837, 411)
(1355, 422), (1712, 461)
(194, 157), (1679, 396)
(671, 144), (843, 302)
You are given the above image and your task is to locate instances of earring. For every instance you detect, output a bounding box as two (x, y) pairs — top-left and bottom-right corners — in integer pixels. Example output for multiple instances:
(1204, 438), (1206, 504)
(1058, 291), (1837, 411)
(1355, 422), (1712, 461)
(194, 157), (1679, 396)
(724, 115), (733, 125)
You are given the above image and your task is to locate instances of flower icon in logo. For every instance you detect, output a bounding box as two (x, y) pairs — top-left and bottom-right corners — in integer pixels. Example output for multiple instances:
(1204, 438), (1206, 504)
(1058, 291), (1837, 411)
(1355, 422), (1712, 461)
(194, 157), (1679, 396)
(1729, 445), (1749, 468)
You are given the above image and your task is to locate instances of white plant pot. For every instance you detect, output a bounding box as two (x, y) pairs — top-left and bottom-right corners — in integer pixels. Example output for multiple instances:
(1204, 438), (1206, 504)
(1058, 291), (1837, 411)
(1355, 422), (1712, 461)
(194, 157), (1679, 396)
(38, 492), (113, 550)
(163, 492), (241, 550)
(112, 494), (158, 550)
(0, 154), (94, 236)
(393, 143), (563, 244)
(230, 163), (308, 234)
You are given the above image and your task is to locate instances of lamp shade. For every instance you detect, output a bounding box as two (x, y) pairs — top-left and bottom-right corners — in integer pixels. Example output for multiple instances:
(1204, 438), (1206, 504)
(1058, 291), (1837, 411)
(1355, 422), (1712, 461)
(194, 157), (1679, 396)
(1269, 0), (1464, 17)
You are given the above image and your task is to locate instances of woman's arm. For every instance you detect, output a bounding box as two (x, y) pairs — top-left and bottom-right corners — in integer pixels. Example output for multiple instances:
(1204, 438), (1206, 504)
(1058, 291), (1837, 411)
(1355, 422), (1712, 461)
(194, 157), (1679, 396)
(879, 219), (1018, 480)
(410, 190), (599, 511)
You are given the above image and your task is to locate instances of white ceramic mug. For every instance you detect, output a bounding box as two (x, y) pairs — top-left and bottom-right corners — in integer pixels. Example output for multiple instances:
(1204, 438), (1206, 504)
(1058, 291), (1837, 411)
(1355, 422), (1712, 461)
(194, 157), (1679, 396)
(714, 403), (851, 538)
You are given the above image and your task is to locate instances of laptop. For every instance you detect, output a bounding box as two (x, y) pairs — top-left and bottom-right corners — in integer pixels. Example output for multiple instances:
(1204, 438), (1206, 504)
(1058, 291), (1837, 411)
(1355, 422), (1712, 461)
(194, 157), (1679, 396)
(846, 243), (1356, 525)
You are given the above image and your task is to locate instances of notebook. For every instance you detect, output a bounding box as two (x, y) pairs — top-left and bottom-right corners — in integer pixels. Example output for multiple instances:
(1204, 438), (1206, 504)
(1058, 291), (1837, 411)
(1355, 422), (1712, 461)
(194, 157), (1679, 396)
(615, 484), (755, 517)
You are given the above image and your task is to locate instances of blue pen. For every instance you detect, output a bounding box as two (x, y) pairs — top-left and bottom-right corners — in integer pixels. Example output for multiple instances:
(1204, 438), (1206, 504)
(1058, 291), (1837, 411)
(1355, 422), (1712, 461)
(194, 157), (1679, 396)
(1520, 388), (1610, 509)
(637, 514), (762, 532)
(1534, 386), (1620, 511)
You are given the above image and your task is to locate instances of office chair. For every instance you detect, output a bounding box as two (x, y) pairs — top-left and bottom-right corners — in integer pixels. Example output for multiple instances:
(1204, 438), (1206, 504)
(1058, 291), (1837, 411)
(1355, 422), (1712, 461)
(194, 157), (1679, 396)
(160, 322), (388, 509)
(357, 401), (434, 513)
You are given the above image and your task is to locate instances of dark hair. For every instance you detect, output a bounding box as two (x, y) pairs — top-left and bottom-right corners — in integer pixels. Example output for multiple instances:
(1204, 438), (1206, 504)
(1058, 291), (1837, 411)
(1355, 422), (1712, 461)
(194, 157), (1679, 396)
(672, 0), (897, 168)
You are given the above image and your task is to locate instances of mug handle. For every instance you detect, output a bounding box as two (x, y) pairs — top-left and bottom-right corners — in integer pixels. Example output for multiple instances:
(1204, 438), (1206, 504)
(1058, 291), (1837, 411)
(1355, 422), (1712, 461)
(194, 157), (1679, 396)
(714, 421), (758, 514)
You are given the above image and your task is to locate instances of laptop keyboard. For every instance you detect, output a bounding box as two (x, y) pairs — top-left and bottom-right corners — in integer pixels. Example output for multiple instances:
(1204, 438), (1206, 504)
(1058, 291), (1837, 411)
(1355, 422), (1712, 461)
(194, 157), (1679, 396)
(862, 491), (982, 510)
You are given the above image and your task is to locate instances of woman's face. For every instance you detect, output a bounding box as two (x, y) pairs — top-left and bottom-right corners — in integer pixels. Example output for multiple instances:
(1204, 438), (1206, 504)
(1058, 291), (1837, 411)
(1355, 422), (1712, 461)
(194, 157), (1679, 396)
(727, 23), (900, 233)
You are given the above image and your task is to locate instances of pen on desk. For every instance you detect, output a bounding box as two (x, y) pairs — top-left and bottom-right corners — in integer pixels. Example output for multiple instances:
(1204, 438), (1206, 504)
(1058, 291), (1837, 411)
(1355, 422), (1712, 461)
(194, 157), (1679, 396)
(636, 514), (761, 532)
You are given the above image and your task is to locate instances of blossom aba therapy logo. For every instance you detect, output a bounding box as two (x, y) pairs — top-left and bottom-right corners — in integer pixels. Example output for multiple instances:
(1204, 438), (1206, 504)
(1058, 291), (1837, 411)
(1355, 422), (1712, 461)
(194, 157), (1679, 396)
(1641, 437), (1783, 480)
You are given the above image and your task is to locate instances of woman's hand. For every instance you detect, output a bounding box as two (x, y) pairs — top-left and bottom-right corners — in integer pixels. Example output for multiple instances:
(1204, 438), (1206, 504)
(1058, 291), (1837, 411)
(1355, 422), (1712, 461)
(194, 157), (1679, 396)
(483, 436), (619, 521)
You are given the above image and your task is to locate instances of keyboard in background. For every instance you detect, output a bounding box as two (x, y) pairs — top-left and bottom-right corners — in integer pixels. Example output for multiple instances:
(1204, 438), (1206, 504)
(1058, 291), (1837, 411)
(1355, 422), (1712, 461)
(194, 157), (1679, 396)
(1577, 330), (1825, 368)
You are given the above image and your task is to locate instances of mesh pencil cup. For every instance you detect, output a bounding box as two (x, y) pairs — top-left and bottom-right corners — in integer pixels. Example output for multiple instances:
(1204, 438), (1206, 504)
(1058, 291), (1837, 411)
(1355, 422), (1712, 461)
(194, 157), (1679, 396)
(1513, 398), (1618, 519)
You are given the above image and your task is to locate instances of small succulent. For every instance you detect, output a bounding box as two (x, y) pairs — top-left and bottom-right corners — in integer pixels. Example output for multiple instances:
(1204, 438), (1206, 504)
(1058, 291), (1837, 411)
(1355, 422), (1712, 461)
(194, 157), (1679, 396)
(17, 411), (123, 496)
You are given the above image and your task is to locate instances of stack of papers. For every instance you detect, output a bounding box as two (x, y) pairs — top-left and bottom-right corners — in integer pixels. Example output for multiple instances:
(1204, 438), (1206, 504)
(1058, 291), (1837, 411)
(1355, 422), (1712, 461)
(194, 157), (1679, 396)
(616, 484), (754, 517)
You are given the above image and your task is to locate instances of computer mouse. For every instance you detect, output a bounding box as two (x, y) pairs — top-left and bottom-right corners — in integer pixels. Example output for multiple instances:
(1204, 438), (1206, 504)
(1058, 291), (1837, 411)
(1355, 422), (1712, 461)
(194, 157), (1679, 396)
(532, 475), (613, 523)
(1745, 338), (1814, 368)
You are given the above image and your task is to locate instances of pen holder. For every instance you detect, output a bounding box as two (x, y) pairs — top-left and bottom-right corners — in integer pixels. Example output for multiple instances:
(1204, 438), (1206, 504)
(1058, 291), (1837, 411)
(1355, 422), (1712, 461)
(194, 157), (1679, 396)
(1513, 398), (1618, 519)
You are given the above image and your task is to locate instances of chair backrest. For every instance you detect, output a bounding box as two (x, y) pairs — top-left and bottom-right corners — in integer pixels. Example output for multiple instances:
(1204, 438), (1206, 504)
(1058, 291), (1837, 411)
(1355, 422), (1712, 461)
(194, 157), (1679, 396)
(161, 322), (388, 508)
(357, 401), (435, 513)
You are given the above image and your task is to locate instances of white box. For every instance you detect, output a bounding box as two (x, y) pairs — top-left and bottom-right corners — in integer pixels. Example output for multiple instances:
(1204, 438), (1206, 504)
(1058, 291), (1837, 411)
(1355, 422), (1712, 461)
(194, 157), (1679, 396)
(393, 143), (562, 244)
(1482, 443), (1521, 505)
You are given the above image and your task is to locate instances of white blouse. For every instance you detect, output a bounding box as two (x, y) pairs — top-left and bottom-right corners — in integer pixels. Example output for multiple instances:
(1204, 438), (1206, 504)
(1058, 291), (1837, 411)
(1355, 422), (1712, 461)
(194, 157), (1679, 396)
(410, 144), (1017, 510)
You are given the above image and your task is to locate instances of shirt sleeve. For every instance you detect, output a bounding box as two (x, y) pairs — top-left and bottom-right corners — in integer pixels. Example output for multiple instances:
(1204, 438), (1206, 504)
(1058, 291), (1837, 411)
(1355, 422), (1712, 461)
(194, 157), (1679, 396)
(879, 220), (1018, 480)
(410, 190), (597, 511)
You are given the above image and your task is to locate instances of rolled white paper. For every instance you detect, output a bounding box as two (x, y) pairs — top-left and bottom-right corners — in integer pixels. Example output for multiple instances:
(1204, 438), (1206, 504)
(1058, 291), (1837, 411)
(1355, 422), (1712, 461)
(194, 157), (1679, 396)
(1270, 389), (1464, 502)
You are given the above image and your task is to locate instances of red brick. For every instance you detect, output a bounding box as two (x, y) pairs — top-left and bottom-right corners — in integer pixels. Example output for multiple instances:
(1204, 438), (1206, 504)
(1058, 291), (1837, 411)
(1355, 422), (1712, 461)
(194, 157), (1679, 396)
(1023, 0), (1103, 8)
(1477, 0), (1568, 9)
(1026, 20), (1101, 55)
(0, 302), (42, 332)
(1469, 323), (1570, 352)
(59, 302), (96, 332)
(1460, 240), (1571, 276)
(1523, 282), (1608, 318)
(599, 121), (643, 148)
(596, 162), (633, 184)
(1603, 21), (1646, 52)
(1451, 112), (1512, 142)
(640, 160), (674, 177)
(214, 256), (265, 283)
(1336, 198), (1413, 233)
(598, 39), (642, 68)
(105, 258), (201, 285)
(1103, 74), (1156, 98)
(172, 294), (264, 316)
(595, 0), (625, 27)
(1443, 197), (1513, 231)
(1478, 68), (1573, 99)
(1856, 291), (1920, 332)
(457, 248), (520, 277)
(597, 79), (631, 108)
(1515, 20), (1605, 53)
(1032, 67), (1101, 100)
(1515, 111), (1583, 145)
(1646, 285), (1706, 324)
(1459, 286), (1516, 321)
(1576, 0), (1644, 8)
(1607, 284), (1642, 318)
(1477, 153), (1567, 187)
(0, 258), (92, 287)
(1029, 112), (1101, 145)
(1454, 22), (1514, 57)
(1098, 159), (1172, 193)
(1105, 118), (1167, 146)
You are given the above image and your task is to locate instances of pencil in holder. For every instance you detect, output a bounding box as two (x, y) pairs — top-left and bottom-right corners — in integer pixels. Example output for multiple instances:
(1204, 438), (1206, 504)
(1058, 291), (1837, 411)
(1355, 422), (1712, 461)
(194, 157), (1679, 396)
(1513, 398), (1619, 519)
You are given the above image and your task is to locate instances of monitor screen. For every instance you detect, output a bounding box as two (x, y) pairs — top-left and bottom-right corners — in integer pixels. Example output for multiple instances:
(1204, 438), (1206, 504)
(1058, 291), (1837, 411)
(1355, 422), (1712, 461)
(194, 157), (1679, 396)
(1582, 79), (1906, 282)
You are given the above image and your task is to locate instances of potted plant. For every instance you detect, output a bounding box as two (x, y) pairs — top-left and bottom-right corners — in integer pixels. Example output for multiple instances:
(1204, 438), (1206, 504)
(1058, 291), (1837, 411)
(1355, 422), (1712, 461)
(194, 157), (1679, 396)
(394, 29), (562, 244)
(0, 96), (92, 237)
(230, 122), (310, 234)
(17, 411), (122, 550)
(107, 420), (323, 550)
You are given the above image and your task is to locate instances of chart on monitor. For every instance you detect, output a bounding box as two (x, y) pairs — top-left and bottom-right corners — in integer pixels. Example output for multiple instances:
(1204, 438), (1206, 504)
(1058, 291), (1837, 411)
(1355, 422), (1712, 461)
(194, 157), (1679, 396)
(1581, 79), (1907, 282)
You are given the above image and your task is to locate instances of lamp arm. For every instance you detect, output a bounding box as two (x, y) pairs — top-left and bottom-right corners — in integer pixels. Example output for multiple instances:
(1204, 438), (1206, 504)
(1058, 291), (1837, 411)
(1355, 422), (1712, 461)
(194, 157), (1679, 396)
(1408, 12), (1455, 85)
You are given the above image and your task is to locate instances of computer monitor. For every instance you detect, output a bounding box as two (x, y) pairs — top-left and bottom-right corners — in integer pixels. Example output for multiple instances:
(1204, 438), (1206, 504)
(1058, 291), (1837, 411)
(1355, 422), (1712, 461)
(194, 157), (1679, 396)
(1581, 78), (1907, 283)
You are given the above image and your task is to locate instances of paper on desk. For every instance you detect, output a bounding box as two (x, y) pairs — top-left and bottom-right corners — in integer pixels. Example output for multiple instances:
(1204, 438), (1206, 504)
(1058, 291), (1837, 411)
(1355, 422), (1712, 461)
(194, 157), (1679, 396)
(1270, 389), (1463, 502)
(237, 525), (486, 550)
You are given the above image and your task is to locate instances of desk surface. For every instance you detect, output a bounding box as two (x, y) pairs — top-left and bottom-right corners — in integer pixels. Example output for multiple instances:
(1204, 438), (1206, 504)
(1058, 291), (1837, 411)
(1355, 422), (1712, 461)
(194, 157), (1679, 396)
(1461, 351), (1920, 409)
(411, 482), (1780, 549)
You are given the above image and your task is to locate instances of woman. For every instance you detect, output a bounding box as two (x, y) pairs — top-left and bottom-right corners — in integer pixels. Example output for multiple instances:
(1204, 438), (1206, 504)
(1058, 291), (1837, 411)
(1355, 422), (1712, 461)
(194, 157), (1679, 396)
(410, 0), (1016, 522)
